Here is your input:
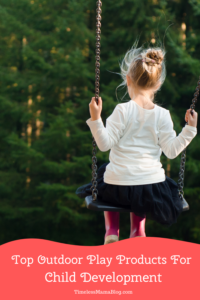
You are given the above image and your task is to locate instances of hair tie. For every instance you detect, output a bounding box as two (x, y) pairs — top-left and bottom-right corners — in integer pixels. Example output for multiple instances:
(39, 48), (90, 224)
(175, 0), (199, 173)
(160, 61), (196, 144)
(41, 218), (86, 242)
(142, 57), (156, 64)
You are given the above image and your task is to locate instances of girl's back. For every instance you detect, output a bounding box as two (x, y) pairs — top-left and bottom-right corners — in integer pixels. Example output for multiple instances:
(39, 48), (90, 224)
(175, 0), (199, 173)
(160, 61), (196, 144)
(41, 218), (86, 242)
(105, 100), (164, 185)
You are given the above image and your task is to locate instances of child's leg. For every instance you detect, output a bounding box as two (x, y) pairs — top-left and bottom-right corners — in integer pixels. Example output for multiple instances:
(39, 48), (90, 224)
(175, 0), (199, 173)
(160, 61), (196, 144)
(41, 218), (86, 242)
(130, 212), (146, 238)
(104, 211), (120, 239)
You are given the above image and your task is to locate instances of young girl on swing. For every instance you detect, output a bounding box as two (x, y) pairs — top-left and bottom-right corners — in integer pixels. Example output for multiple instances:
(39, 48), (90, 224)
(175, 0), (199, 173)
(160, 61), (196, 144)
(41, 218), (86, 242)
(76, 43), (198, 244)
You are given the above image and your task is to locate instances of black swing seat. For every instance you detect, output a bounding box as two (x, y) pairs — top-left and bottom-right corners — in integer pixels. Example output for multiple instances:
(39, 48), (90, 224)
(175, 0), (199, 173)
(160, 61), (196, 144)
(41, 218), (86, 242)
(85, 195), (189, 212)
(85, 195), (131, 212)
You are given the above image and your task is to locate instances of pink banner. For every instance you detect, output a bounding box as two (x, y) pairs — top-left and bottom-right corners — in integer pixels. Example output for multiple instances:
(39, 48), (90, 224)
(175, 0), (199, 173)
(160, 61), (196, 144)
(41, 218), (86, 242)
(0, 238), (198, 299)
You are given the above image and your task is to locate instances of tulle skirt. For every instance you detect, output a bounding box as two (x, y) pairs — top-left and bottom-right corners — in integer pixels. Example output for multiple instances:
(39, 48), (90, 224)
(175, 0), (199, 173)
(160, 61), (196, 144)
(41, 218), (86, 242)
(76, 162), (183, 226)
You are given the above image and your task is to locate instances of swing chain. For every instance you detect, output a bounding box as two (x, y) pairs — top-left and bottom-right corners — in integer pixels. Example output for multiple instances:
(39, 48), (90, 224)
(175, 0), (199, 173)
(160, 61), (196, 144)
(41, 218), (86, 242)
(178, 76), (200, 201)
(90, 0), (102, 201)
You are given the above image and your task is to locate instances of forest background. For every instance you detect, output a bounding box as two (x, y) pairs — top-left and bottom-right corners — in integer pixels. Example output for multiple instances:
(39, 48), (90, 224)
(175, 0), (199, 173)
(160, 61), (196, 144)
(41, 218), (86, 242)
(0, 0), (200, 245)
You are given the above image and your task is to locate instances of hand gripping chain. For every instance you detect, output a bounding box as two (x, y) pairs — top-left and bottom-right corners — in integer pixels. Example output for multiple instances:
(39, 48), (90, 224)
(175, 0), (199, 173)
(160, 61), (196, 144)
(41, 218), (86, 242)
(177, 77), (200, 202)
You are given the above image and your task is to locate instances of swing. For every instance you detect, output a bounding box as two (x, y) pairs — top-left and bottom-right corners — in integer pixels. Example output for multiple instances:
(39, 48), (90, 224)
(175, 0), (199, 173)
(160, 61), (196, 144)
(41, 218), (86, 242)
(85, 0), (199, 212)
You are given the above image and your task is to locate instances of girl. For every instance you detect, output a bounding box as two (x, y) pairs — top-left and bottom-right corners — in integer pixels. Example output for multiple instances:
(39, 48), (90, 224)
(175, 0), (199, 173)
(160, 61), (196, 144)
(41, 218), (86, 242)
(76, 44), (198, 245)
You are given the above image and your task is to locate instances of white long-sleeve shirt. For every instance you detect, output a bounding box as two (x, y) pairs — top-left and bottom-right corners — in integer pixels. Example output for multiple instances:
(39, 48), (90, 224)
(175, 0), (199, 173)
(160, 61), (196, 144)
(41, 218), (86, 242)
(86, 99), (197, 185)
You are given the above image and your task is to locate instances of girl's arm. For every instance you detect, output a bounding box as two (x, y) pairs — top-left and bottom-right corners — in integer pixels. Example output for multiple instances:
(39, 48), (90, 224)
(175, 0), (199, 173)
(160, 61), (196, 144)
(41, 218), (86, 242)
(158, 110), (197, 159)
(86, 98), (126, 152)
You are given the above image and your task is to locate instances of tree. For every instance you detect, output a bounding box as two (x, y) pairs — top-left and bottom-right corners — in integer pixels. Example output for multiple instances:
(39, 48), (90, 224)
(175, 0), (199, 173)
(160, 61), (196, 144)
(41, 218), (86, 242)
(0, 0), (199, 245)
(0, 0), (101, 245)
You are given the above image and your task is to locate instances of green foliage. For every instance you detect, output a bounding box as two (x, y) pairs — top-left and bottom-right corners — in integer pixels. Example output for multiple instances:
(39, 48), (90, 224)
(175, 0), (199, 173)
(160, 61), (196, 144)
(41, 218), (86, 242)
(0, 0), (199, 245)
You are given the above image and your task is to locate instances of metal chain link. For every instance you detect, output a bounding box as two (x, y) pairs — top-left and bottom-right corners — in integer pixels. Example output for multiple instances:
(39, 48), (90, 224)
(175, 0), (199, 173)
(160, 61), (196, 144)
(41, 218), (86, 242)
(90, 0), (102, 201)
(178, 76), (200, 201)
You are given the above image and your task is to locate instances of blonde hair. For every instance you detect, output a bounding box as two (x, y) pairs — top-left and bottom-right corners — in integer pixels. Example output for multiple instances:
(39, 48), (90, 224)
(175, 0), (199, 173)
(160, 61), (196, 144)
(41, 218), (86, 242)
(116, 39), (166, 102)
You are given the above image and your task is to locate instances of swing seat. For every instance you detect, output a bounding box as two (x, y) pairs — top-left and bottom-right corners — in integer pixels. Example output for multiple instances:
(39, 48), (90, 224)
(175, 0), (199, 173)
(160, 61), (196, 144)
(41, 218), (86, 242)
(85, 195), (131, 212)
(85, 195), (189, 212)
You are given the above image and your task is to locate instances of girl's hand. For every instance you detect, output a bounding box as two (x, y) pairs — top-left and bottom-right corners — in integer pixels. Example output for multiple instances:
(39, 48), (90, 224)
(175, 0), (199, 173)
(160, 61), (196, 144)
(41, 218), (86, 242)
(89, 97), (102, 121)
(185, 108), (198, 127)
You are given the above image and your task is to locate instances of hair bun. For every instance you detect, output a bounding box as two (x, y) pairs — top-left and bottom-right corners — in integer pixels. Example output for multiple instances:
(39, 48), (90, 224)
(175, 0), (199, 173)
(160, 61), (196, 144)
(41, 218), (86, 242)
(117, 41), (166, 98)
(146, 49), (164, 65)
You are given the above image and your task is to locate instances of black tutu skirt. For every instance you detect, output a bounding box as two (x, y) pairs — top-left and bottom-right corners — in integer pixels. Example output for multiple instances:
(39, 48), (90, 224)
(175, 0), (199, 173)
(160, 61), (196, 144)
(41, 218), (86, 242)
(76, 162), (183, 227)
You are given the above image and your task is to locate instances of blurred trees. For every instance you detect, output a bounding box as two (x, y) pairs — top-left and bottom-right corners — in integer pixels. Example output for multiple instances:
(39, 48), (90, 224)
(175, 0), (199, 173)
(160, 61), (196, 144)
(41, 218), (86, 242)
(0, 0), (97, 244)
(0, 0), (199, 245)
